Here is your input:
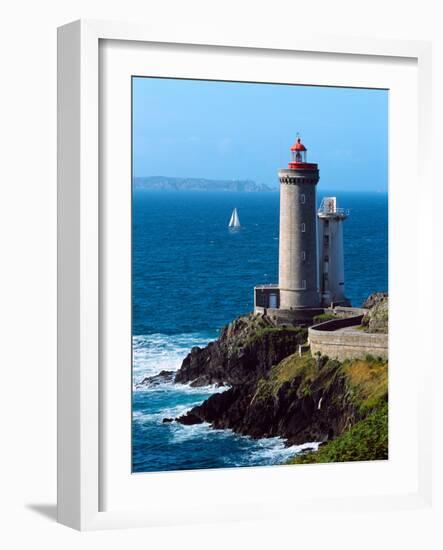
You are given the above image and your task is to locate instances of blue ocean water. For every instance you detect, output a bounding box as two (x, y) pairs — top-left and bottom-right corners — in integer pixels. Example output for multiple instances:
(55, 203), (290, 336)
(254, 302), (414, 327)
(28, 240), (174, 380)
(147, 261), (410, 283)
(132, 190), (388, 473)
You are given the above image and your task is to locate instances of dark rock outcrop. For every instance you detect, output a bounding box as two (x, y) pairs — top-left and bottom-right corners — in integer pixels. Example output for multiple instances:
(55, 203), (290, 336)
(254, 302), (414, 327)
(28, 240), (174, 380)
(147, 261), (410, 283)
(137, 370), (175, 388)
(177, 358), (363, 445)
(175, 314), (307, 387)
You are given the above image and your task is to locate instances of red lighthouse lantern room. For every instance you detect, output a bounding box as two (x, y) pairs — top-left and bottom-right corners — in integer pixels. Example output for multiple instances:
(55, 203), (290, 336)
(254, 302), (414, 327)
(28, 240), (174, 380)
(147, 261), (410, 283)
(290, 137), (307, 163)
(288, 136), (317, 170)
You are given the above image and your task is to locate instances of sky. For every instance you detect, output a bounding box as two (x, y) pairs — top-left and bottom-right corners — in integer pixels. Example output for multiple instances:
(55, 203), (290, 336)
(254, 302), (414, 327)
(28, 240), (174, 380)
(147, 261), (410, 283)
(132, 77), (388, 192)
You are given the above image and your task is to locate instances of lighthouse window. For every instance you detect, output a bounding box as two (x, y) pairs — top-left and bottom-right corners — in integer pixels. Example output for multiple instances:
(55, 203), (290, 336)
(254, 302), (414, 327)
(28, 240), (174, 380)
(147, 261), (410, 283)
(300, 194), (306, 204)
(301, 279), (307, 290)
(301, 251), (306, 261)
(301, 223), (306, 232)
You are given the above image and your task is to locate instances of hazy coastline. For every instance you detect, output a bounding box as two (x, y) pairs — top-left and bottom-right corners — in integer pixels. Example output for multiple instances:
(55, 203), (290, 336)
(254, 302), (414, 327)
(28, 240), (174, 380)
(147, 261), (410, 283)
(133, 176), (274, 192)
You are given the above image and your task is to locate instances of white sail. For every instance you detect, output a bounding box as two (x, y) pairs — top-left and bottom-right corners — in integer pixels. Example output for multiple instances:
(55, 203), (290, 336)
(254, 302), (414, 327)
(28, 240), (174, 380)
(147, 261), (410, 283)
(228, 208), (241, 228)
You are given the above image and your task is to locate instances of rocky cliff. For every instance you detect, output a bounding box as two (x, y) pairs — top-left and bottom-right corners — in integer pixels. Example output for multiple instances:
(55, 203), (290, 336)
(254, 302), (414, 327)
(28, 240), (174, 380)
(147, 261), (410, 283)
(174, 314), (388, 460)
(362, 293), (388, 333)
(175, 314), (307, 387)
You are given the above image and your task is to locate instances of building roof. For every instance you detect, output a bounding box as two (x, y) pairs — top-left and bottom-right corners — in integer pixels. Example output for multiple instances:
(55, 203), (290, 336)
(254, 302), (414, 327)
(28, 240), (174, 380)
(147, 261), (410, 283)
(290, 137), (307, 151)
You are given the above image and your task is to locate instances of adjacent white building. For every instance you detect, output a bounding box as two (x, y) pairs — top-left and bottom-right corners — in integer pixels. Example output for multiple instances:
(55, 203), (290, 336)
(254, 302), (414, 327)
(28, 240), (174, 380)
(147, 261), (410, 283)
(317, 197), (351, 307)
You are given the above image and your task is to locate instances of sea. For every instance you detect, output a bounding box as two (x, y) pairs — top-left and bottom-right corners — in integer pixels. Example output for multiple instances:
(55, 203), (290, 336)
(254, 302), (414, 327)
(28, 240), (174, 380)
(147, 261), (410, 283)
(132, 189), (388, 473)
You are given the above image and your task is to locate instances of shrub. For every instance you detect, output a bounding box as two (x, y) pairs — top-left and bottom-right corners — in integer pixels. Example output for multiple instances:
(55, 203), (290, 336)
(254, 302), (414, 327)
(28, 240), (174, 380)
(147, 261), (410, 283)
(313, 313), (336, 324)
(288, 402), (388, 464)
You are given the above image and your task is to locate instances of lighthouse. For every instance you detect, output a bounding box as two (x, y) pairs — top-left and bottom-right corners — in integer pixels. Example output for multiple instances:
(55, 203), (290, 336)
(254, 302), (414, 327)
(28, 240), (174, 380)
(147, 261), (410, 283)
(253, 137), (351, 322)
(278, 137), (320, 309)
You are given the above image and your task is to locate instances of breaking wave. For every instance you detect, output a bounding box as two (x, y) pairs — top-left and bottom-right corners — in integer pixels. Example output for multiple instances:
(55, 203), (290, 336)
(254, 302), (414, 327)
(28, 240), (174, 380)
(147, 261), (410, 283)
(132, 331), (217, 383)
(132, 332), (319, 473)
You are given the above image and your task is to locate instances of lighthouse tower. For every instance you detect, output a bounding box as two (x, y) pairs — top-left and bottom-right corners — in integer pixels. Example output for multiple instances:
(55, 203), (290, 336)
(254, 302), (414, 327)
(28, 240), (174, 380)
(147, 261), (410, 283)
(278, 137), (320, 309)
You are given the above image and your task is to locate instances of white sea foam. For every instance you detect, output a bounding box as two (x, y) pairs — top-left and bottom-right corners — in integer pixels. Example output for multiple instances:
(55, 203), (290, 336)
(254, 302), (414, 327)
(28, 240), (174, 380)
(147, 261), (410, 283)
(170, 423), (320, 465)
(134, 380), (228, 394)
(170, 422), (216, 443)
(180, 382), (228, 394)
(133, 404), (199, 424)
(132, 332), (216, 383)
(246, 439), (320, 464)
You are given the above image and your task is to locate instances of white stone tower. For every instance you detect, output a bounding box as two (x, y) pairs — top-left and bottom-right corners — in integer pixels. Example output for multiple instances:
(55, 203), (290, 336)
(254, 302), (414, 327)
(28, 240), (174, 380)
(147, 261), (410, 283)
(278, 137), (320, 309)
(317, 197), (350, 307)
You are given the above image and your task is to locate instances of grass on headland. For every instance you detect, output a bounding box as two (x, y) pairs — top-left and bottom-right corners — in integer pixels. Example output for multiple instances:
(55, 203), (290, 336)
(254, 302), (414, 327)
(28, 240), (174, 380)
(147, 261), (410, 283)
(340, 357), (388, 414)
(254, 352), (316, 402)
(254, 352), (387, 408)
(228, 314), (308, 357)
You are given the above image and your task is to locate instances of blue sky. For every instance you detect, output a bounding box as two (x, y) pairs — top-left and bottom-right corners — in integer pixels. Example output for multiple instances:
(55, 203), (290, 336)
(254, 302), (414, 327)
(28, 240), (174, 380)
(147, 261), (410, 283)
(133, 77), (388, 192)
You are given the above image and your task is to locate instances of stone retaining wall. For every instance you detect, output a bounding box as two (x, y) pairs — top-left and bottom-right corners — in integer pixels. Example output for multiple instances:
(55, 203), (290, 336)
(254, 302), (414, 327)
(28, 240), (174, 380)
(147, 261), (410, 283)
(308, 319), (388, 361)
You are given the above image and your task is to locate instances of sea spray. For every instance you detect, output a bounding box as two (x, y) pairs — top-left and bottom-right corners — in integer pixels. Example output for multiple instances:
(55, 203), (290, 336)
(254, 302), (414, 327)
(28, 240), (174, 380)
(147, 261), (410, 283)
(132, 332), (317, 472)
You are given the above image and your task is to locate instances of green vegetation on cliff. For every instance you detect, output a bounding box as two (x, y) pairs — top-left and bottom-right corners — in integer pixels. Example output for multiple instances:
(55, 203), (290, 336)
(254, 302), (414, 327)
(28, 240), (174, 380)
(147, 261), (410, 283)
(245, 325), (306, 347)
(228, 313), (307, 347)
(252, 352), (388, 462)
(253, 352), (316, 403)
(254, 353), (387, 412)
(278, 354), (389, 464)
(341, 357), (388, 414)
(288, 402), (388, 464)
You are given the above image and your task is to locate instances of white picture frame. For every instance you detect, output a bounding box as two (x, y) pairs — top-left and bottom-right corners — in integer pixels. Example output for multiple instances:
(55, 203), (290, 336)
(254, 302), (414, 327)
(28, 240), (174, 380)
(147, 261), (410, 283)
(57, 19), (433, 531)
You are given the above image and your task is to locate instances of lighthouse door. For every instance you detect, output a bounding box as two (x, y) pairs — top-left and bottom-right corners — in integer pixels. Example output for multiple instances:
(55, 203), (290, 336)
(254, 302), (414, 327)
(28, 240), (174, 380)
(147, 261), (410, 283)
(269, 293), (277, 308)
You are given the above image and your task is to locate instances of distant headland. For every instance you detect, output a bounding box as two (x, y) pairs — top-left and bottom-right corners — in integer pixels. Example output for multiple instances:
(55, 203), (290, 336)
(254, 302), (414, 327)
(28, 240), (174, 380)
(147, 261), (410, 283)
(133, 176), (274, 192)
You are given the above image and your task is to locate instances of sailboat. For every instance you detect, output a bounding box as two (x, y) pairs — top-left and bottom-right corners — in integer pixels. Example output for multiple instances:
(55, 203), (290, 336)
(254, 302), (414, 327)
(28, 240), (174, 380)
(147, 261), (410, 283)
(228, 208), (241, 229)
